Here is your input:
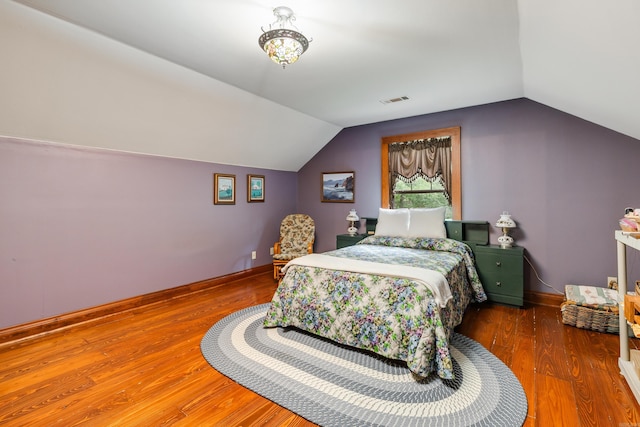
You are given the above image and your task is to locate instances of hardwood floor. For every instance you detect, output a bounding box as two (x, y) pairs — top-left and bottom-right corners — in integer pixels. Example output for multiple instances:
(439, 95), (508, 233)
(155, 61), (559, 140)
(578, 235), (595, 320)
(1, 271), (639, 426)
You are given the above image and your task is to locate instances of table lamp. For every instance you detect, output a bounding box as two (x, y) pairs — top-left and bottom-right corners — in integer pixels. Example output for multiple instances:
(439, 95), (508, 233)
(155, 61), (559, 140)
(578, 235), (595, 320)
(346, 209), (359, 236)
(496, 211), (516, 248)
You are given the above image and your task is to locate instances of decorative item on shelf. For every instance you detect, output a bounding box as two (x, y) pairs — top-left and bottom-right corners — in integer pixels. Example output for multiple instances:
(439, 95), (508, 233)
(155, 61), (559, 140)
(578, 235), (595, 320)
(258, 6), (310, 68)
(496, 211), (517, 248)
(620, 217), (639, 232)
(346, 209), (359, 236)
(622, 207), (640, 233)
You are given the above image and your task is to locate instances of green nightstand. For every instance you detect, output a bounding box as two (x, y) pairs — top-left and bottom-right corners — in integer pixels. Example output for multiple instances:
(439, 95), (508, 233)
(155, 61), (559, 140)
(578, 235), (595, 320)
(336, 234), (368, 249)
(474, 245), (524, 307)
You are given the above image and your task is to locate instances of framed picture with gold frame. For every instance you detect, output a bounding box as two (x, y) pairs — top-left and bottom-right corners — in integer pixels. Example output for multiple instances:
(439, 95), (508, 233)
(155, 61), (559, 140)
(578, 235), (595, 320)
(214, 173), (235, 205)
(247, 174), (265, 202)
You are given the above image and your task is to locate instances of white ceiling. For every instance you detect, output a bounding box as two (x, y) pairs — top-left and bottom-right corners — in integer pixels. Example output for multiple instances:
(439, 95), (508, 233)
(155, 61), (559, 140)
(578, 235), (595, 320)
(10, 0), (640, 170)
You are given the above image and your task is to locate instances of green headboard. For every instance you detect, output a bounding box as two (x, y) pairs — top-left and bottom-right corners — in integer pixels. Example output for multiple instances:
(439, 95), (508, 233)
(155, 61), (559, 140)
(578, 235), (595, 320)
(362, 218), (489, 246)
(444, 220), (489, 246)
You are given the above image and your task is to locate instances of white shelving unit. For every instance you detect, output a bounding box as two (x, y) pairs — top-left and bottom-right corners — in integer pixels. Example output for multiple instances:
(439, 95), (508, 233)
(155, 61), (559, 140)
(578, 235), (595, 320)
(616, 230), (640, 404)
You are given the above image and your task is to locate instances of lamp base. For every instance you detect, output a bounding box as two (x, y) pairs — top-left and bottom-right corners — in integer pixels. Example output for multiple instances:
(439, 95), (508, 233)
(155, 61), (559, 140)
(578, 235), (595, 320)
(498, 233), (514, 249)
(347, 226), (358, 236)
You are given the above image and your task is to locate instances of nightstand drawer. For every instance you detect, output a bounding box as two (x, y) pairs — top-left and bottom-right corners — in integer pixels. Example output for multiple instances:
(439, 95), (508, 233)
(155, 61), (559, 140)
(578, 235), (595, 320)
(479, 271), (523, 297)
(476, 251), (522, 274)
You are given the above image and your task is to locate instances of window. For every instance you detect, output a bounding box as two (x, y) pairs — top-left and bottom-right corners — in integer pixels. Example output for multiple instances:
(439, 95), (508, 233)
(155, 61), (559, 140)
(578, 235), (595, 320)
(381, 127), (461, 219)
(393, 176), (452, 217)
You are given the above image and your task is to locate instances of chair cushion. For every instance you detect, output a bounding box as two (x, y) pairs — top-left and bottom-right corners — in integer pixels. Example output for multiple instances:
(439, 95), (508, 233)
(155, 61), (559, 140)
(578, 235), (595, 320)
(273, 252), (308, 261)
(278, 214), (315, 255)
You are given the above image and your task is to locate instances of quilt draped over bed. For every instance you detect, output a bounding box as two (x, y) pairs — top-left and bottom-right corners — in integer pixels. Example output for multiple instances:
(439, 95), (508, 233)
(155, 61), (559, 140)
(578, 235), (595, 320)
(284, 253), (452, 307)
(263, 236), (486, 379)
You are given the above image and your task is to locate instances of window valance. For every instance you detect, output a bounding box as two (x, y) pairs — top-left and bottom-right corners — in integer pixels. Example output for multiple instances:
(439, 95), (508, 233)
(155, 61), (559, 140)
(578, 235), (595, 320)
(388, 137), (452, 201)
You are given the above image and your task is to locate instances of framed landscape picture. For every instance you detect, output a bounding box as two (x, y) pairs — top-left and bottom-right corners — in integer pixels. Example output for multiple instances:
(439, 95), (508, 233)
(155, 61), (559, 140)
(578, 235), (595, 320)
(321, 171), (355, 203)
(247, 174), (265, 202)
(214, 173), (235, 205)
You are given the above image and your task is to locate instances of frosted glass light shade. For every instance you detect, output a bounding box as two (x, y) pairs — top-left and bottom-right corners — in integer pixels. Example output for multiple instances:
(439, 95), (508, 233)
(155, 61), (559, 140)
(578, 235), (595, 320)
(260, 29), (308, 67)
(496, 211), (516, 228)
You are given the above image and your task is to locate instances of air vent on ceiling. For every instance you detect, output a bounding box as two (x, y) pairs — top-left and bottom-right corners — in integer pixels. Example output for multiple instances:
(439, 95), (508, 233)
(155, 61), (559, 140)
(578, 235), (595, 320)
(380, 96), (410, 105)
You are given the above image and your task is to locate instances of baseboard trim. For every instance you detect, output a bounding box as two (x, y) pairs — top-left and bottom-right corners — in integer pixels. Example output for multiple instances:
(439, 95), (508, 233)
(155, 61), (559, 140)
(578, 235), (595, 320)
(524, 289), (564, 307)
(0, 269), (564, 345)
(0, 264), (271, 345)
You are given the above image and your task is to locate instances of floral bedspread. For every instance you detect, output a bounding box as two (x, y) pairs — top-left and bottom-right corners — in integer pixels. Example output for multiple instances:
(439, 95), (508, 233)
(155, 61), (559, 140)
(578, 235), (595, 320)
(263, 236), (486, 379)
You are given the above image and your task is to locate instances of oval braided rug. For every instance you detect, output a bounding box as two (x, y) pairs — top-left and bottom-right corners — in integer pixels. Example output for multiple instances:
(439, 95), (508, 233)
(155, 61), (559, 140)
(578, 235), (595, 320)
(200, 303), (527, 427)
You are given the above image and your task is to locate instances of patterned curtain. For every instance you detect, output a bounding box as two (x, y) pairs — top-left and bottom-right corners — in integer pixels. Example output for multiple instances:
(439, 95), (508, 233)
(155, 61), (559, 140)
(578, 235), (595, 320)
(388, 137), (452, 207)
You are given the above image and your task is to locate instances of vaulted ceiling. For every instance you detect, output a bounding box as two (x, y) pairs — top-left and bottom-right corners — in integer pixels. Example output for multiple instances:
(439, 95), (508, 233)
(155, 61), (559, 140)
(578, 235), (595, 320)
(8, 0), (640, 171)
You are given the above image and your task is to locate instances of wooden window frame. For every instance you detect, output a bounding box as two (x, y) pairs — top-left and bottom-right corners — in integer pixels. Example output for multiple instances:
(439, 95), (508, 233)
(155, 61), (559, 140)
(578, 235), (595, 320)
(381, 126), (461, 220)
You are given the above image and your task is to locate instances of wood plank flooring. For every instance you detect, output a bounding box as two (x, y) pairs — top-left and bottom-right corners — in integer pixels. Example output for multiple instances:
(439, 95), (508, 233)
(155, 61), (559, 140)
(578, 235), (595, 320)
(1, 271), (639, 426)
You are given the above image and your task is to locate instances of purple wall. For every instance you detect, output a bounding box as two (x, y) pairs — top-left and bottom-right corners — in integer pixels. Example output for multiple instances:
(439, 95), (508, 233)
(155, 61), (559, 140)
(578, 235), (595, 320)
(0, 137), (296, 329)
(3, 98), (640, 329)
(298, 99), (640, 295)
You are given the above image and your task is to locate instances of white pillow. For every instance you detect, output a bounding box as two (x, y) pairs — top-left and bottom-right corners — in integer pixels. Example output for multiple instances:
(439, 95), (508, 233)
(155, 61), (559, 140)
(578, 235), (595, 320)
(375, 208), (410, 237)
(407, 207), (446, 238)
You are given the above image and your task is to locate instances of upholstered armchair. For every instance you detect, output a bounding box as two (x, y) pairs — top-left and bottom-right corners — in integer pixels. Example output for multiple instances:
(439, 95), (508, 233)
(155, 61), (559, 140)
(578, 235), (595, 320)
(272, 214), (315, 281)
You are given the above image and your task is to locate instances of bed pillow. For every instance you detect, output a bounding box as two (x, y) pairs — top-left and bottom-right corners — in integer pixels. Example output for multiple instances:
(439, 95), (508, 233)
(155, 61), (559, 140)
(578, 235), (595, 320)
(375, 208), (410, 237)
(407, 207), (447, 238)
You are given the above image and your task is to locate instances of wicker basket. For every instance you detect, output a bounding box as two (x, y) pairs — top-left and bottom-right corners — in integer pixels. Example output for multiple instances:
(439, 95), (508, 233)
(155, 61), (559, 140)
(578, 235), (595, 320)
(561, 304), (619, 334)
(561, 285), (619, 334)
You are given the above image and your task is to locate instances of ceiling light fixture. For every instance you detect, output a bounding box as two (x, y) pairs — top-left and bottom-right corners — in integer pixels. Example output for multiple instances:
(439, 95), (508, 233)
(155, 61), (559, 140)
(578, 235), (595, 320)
(258, 6), (310, 68)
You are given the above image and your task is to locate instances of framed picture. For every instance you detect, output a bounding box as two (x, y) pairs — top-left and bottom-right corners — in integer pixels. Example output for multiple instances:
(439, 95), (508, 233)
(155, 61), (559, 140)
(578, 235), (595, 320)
(213, 173), (236, 205)
(321, 171), (355, 203)
(247, 174), (265, 202)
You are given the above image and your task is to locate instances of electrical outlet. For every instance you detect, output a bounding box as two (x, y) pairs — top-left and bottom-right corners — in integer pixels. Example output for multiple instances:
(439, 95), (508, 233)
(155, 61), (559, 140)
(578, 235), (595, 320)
(251, 251), (256, 260)
(607, 276), (618, 290)
(269, 247), (274, 255)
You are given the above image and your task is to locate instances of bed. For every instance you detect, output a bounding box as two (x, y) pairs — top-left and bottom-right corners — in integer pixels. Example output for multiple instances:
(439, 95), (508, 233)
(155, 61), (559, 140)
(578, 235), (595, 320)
(263, 208), (488, 379)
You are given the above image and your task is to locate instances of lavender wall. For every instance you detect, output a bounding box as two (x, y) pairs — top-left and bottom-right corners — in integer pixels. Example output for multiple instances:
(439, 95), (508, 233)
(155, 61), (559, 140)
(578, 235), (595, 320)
(3, 98), (639, 329)
(298, 98), (640, 295)
(0, 137), (296, 329)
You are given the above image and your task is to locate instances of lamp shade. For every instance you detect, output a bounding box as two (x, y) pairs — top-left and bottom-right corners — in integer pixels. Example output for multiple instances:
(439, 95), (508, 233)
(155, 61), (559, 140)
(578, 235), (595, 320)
(496, 211), (516, 228)
(346, 209), (359, 222)
(259, 29), (308, 66)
